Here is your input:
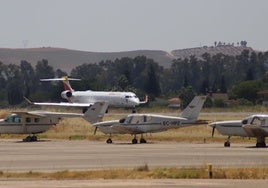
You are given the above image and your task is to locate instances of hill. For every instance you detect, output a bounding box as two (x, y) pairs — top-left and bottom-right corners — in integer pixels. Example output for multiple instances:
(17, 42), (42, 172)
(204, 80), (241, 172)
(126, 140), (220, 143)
(0, 46), (256, 73)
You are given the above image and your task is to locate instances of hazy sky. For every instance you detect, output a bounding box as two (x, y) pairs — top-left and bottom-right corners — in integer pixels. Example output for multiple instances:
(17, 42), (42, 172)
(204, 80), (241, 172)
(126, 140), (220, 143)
(1, 0), (267, 52)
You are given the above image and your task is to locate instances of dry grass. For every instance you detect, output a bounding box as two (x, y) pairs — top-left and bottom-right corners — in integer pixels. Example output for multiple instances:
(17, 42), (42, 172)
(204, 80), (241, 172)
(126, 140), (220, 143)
(0, 166), (268, 179)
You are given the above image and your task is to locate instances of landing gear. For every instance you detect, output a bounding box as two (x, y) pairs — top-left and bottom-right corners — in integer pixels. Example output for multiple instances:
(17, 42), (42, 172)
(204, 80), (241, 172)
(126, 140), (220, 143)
(256, 142), (266, 148)
(224, 136), (231, 147)
(106, 138), (113, 144)
(140, 138), (147, 143)
(23, 135), (38, 142)
(132, 138), (138, 144)
(224, 141), (231, 147)
(132, 108), (136, 113)
(106, 134), (113, 144)
(256, 137), (266, 148)
(140, 134), (147, 144)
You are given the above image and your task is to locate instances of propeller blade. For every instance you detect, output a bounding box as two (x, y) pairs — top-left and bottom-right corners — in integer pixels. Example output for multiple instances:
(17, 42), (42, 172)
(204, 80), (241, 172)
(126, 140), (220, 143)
(212, 126), (215, 138)
(93, 126), (98, 135)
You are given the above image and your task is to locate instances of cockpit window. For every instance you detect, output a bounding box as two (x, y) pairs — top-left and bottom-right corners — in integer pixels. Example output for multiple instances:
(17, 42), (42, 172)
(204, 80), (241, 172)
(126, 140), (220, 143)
(242, 119), (248, 124)
(4, 115), (22, 123)
(251, 117), (265, 126)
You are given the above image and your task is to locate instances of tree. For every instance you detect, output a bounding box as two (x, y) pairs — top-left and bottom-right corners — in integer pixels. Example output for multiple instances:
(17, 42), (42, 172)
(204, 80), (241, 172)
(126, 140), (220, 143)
(20, 60), (35, 97)
(179, 86), (196, 109)
(144, 63), (161, 99)
(231, 80), (264, 103)
(220, 75), (227, 93)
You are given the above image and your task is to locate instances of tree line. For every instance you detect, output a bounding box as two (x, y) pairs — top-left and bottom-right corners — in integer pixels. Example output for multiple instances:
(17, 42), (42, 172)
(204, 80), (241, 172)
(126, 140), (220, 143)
(1, 49), (268, 107)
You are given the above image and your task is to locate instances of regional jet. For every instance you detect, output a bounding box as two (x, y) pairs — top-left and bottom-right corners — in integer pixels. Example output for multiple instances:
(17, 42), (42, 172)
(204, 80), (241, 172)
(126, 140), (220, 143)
(34, 76), (147, 113)
(210, 114), (268, 147)
(93, 96), (206, 144)
(0, 102), (108, 142)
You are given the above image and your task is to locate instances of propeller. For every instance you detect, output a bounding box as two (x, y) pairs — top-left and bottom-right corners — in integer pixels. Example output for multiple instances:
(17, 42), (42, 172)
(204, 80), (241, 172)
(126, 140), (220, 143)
(212, 126), (215, 138)
(93, 126), (98, 135)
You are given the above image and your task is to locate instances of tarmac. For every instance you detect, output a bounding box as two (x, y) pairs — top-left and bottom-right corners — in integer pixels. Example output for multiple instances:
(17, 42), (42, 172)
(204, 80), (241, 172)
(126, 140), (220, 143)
(0, 139), (268, 187)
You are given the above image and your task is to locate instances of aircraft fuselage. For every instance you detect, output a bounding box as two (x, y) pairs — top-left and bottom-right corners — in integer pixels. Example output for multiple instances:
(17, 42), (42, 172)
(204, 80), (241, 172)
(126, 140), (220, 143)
(0, 114), (60, 134)
(64, 90), (141, 108)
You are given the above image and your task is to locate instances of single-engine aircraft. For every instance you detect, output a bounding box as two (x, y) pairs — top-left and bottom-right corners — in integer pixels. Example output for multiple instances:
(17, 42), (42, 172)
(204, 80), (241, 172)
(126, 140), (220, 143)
(0, 102), (108, 142)
(34, 76), (147, 113)
(210, 114), (268, 147)
(93, 96), (206, 144)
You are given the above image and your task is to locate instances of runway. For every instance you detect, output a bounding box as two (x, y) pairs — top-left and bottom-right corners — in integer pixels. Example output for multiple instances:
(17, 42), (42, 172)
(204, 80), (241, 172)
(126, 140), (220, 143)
(1, 179), (268, 188)
(0, 139), (268, 172)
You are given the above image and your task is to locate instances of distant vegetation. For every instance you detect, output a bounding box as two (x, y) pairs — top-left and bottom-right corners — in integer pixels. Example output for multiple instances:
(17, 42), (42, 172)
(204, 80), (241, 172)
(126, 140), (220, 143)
(0, 48), (268, 107)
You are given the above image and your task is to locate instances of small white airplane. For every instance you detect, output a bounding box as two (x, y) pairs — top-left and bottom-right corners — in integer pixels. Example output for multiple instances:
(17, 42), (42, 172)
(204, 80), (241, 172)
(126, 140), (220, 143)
(35, 76), (147, 113)
(210, 114), (268, 147)
(93, 96), (206, 144)
(0, 102), (108, 142)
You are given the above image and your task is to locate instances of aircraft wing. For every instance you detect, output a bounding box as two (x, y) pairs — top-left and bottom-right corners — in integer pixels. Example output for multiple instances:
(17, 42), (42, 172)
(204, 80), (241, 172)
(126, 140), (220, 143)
(24, 97), (93, 107)
(32, 102), (94, 107)
(13, 111), (84, 118)
(242, 125), (268, 137)
(110, 124), (140, 134)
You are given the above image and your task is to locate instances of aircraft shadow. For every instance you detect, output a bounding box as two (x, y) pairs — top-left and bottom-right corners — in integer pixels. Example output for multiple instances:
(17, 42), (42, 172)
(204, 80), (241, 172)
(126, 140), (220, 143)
(111, 142), (155, 145)
(14, 139), (52, 143)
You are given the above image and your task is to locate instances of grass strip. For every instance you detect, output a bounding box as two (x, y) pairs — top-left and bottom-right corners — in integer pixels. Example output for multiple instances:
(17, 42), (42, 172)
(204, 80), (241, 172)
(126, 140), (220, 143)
(1, 166), (268, 179)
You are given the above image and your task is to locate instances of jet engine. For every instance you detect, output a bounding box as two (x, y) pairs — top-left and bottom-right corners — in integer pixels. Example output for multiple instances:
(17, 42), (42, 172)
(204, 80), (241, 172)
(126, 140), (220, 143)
(61, 90), (72, 99)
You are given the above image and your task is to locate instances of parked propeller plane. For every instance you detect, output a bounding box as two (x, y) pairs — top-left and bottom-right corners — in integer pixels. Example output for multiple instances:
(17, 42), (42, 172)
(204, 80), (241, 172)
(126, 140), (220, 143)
(0, 102), (108, 142)
(210, 114), (268, 147)
(34, 76), (147, 113)
(93, 96), (206, 144)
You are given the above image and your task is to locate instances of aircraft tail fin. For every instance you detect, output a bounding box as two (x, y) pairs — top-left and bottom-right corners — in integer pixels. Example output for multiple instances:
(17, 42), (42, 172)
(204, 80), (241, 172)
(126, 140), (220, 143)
(83, 102), (109, 124)
(40, 76), (80, 92)
(181, 96), (206, 122)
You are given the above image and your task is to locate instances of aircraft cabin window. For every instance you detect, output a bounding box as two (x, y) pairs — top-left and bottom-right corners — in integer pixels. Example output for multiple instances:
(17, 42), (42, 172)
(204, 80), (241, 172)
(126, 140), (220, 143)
(26, 117), (31, 123)
(13, 117), (21, 123)
(34, 118), (40, 123)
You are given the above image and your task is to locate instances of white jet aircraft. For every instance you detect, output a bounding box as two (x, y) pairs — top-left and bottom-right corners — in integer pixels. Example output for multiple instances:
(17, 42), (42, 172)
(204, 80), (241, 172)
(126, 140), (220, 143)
(93, 96), (206, 144)
(35, 76), (147, 113)
(210, 114), (268, 147)
(0, 102), (108, 142)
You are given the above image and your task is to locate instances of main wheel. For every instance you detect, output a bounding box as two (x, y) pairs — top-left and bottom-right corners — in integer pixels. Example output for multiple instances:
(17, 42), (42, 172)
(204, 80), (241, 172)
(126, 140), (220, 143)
(31, 136), (38, 142)
(106, 138), (113, 144)
(140, 138), (147, 144)
(23, 136), (32, 142)
(256, 142), (266, 148)
(132, 138), (138, 144)
(224, 141), (230, 147)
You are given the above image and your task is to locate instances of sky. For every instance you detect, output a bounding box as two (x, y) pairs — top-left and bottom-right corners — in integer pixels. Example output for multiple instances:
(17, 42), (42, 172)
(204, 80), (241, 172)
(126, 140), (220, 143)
(1, 0), (267, 52)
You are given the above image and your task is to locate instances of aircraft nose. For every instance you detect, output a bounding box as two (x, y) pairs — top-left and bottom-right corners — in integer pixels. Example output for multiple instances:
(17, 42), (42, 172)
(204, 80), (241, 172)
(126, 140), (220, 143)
(209, 122), (217, 128)
(129, 98), (140, 105)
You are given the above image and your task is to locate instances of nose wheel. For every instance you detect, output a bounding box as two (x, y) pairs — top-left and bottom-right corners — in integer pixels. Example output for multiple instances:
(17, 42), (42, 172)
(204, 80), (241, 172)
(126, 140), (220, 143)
(106, 138), (113, 144)
(224, 136), (231, 147)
